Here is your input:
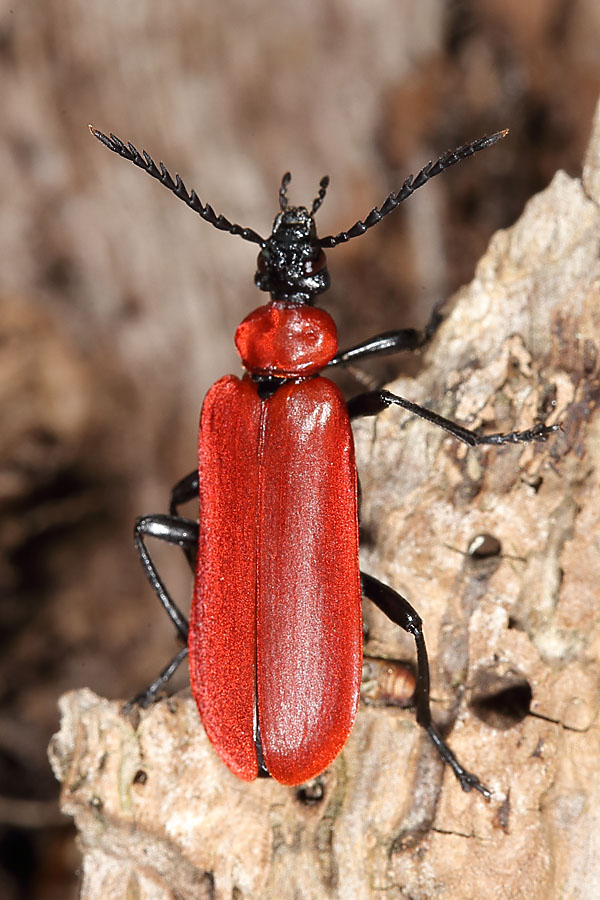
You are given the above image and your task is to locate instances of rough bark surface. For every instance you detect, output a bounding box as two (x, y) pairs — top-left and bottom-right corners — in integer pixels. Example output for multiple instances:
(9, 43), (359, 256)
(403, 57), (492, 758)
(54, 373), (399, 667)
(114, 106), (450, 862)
(49, 101), (600, 899)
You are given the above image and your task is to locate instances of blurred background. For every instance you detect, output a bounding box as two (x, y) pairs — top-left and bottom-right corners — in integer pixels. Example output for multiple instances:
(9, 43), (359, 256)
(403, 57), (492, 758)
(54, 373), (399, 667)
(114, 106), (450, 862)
(1, 1), (599, 897)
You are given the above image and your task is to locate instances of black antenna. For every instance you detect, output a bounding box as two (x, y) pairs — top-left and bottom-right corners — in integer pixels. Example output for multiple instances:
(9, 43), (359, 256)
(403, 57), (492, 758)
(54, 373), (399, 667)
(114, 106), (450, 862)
(279, 172), (291, 211)
(89, 127), (265, 246)
(318, 130), (509, 248)
(311, 176), (330, 215)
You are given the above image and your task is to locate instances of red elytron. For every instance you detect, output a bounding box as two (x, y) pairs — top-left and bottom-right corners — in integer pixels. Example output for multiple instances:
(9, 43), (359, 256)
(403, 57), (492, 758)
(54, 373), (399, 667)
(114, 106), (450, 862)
(192, 369), (361, 784)
(91, 126), (557, 797)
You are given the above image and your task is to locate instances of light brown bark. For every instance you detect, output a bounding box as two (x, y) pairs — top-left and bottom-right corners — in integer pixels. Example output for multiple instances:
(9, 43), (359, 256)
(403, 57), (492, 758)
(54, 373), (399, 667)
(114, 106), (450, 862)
(49, 102), (600, 900)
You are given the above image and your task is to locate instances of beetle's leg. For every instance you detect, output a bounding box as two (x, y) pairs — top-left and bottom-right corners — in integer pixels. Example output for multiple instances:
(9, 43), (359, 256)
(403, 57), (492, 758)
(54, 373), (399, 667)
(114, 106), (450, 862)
(361, 571), (490, 798)
(128, 514), (197, 709)
(349, 389), (559, 446)
(329, 329), (426, 367)
(134, 513), (197, 641)
(168, 471), (199, 569)
(123, 646), (189, 711)
(328, 303), (443, 369)
(169, 470), (199, 516)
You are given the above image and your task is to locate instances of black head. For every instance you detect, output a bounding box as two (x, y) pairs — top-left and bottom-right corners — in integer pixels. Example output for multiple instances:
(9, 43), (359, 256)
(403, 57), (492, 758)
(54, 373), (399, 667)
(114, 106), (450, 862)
(90, 127), (509, 303)
(254, 202), (330, 305)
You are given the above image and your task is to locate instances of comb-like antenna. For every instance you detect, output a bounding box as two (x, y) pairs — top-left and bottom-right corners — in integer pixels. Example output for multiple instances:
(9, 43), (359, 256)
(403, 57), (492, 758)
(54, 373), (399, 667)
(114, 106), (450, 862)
(318, 130), (509, 248)
(89, 127), (265, 246)
(279, 172), (291, 211)
(311, 176), (330, 215)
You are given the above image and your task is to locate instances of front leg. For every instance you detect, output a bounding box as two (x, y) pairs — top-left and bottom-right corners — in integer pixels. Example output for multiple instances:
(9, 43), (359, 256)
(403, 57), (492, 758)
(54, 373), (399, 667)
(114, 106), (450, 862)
(328, 302), (444, 369)
(349, 389), (559, 446)
(328, 328), (426, 368)
(361, 572), (489, 798)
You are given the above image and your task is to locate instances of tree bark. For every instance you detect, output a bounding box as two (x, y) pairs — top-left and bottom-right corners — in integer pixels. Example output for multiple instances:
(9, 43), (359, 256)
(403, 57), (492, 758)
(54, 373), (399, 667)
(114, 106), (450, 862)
(49, 99), (600, 900)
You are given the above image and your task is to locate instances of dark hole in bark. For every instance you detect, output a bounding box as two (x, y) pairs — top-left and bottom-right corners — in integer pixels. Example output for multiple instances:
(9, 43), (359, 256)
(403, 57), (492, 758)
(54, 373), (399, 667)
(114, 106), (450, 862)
(471, 676), (532, 729)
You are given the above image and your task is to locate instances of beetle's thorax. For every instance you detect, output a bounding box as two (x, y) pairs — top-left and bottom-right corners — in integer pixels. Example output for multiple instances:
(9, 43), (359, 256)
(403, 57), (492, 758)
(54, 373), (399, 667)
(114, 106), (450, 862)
(235, 300), (338, 378)
(254, 207), (330, 305)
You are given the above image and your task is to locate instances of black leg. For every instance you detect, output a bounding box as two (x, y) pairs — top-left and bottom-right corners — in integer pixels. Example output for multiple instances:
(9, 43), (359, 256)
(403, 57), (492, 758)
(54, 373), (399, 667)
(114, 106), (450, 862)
(328, 302), (444, 369)
(134, 513), (198, 641)
(361, 571), (490, 798)
(123, 646), (189, 711)
(129, 513), (198, 710)
(349, 389), (559, 447)
(168, 471), (199, 569)
(169, 470), (199, 516)
(328, 328), (426, 368)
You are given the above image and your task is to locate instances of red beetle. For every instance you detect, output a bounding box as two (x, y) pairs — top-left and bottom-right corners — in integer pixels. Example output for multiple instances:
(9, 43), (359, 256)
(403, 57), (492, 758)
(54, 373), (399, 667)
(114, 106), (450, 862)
(91, 127), (557, 796)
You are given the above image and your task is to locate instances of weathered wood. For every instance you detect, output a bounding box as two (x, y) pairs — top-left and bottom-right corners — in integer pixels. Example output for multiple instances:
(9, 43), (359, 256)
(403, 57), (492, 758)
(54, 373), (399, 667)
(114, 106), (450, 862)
(49, 101), (600, 900)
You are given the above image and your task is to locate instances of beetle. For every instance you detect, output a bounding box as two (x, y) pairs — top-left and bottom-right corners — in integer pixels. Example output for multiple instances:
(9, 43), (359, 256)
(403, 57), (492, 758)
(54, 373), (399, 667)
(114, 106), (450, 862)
(91, 125), (558, 797)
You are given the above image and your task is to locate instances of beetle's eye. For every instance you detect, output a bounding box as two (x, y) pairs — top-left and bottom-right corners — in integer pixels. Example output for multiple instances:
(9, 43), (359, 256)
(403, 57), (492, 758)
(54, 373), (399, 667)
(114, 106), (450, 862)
(304, 251), (327, 276)
(256, 253), (269, 274)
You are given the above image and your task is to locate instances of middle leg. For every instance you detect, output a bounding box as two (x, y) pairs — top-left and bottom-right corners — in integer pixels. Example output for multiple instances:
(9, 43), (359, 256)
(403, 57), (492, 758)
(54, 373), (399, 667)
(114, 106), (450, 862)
(169, 470), (200, 570)
(128, 513), (198, 707)
(349, 389), (559, 447)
